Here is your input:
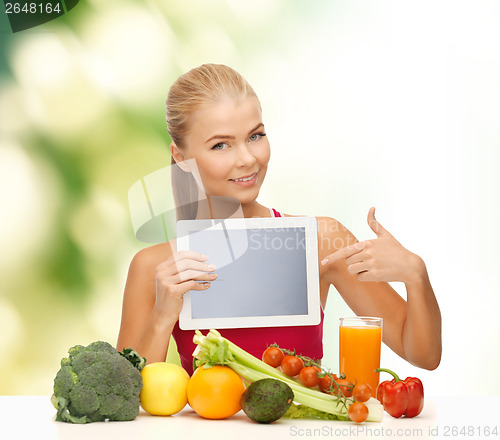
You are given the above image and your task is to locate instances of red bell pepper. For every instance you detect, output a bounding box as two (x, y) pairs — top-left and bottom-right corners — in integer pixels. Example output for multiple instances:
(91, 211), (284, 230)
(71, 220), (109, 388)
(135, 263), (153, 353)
(375, 368), (424, 418)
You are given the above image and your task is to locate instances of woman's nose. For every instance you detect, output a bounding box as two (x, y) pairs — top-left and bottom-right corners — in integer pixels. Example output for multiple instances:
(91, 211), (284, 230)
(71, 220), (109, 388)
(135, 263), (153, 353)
(234, 144), (257, 167)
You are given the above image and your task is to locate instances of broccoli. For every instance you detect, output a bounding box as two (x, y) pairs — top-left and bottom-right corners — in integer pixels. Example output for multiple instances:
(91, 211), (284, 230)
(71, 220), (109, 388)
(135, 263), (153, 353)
(51, 341), (146, 423)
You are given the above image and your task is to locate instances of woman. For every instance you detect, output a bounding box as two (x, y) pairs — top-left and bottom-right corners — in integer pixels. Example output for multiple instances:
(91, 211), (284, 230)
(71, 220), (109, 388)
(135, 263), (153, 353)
(117, 64), (441, 374)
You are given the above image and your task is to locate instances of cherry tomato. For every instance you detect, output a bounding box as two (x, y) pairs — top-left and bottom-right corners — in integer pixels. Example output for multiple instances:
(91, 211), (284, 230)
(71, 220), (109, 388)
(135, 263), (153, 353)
(352, 382), (372, 403)
(336, 379), (353, 397)
(319, 374), (338, 394)
(262, 347), (284, 368)
(348, 401), (369, 423)
(280, 355), (304, 377)
(299, 366), (321, 387)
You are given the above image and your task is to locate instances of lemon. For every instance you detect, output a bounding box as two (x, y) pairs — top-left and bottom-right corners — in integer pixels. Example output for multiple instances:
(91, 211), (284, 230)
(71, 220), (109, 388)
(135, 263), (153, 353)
(140, 362), (190, 415)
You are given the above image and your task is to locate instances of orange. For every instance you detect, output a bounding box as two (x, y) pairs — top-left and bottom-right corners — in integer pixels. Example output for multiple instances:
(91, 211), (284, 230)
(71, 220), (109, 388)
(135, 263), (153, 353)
(187, 365), (246, 419)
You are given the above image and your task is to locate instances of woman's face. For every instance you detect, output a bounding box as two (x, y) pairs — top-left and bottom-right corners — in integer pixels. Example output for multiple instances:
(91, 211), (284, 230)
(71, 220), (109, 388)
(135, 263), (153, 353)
(177, 96), (270, 205)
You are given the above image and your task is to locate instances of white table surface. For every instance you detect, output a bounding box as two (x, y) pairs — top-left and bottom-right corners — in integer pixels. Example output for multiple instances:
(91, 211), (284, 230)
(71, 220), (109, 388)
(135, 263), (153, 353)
(1, 395), (498, 440)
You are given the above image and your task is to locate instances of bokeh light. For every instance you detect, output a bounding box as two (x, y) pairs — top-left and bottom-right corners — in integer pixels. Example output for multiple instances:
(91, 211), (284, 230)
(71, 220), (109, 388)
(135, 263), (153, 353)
(81, 4), (173, 105)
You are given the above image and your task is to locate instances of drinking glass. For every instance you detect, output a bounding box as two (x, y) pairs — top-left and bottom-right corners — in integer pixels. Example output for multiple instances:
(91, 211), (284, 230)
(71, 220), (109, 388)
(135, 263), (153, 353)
(339, 316), (382, 397)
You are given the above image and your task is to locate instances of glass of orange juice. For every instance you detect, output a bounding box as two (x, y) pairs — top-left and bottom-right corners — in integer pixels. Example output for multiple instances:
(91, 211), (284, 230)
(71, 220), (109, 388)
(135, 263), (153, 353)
(339, 317), (382, 396)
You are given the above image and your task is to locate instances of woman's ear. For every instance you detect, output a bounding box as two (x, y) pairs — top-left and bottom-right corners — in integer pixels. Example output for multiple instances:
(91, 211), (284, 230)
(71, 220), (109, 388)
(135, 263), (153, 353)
(170, 143), (191, 172)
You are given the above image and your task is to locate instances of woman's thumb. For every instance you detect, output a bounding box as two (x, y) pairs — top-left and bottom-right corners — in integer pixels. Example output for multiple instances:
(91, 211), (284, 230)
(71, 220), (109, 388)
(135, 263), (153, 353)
(367, 207), (389, 237)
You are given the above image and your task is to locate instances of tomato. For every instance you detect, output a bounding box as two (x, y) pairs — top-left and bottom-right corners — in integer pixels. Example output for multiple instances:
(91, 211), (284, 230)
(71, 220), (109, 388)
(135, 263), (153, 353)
(352, 382), (372, 403)
(348, 401), (369, 423)
(262, 347), (284, 368)
(140, 362), (190, 415)
(319, 374), (338, 394)
(336, 378), (354, 397)
(280, 355), (304, 377)
(299, 366), (321, 387)
(187, 366), (246, 419)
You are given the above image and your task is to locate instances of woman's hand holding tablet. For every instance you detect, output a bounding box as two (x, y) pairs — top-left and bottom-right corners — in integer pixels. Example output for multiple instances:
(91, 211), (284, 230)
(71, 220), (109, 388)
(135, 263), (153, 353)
(154, 251), (217, 320)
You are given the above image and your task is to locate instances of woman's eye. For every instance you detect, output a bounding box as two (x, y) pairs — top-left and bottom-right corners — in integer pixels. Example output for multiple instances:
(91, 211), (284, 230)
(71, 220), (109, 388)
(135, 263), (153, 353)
(211, 142), (228, 151)
(249, 132), (266, 142)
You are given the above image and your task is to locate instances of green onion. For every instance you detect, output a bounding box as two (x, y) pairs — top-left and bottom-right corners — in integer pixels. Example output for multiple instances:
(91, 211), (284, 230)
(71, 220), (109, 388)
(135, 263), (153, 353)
(192, 329), (383, 422)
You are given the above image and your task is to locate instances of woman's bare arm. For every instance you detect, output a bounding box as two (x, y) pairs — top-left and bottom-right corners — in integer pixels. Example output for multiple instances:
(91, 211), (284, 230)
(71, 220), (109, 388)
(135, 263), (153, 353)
(116, 244), (176, 363)
(116, 243), (216, 364)
(319, 214), (442, 370)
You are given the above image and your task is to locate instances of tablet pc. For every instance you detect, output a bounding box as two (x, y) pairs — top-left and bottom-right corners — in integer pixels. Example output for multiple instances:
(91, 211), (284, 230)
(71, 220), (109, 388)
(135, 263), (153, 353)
(176, 216), (320, 330)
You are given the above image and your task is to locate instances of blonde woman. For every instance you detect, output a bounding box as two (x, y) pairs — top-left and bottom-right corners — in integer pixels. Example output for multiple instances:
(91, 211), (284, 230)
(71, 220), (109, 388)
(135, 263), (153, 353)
(117, 64), (441, 375)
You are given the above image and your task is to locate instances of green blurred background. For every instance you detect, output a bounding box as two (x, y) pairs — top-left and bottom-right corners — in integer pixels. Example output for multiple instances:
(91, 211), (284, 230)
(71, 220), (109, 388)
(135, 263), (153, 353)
(0, 0), (323, 394)
(1, 0), (499, 396)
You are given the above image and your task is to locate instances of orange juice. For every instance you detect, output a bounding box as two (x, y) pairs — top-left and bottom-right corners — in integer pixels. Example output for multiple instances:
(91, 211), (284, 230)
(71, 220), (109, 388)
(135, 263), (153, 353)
(339, 320), (382, 397)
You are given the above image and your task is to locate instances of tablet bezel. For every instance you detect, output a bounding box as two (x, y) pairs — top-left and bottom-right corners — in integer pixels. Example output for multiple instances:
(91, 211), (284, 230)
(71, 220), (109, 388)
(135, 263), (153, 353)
(176, 216), (321, 330)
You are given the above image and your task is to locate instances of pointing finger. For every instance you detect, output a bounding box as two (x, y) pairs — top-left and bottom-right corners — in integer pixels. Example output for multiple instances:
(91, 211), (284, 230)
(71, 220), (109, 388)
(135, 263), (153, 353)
(321, 241), (365, 266)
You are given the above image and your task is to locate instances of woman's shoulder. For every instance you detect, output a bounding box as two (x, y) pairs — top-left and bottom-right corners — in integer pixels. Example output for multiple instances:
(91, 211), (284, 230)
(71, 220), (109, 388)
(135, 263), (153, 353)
(130, 240), (176, 271)
(281, 212), (347, 232)
(282, 213), (357, 252)
(315, 216), (358, 252)
(315, 216), (349, 233)
(316, 217), (358, 254)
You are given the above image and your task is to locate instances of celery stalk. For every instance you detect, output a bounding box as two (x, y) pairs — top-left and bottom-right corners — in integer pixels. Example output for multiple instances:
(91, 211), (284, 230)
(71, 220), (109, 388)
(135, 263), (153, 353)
(192, 329), (383, 422)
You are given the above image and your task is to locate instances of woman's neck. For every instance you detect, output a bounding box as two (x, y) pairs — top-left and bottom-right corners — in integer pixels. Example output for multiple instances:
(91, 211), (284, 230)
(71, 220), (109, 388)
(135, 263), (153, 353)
(196, 197), (269, 219)
(241, 201), (270, 218)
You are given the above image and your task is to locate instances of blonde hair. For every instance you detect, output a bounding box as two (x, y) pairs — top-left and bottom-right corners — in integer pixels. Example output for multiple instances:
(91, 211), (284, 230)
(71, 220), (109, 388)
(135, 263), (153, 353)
(166, 64), (259, 220)
(166, 63), (259, 151)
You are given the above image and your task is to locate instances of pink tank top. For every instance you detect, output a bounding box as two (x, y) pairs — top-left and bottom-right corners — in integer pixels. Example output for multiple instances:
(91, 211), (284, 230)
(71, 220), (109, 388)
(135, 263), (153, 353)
(172, 209), (324, 374)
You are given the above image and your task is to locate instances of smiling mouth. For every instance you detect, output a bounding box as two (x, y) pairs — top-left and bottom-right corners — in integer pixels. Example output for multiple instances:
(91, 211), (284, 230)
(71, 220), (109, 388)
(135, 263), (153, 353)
(229, 171), (258, 182)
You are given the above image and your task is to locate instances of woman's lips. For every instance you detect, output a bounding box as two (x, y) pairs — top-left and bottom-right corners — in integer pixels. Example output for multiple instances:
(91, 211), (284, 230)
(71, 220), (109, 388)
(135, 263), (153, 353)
(229, 171), (258, 187)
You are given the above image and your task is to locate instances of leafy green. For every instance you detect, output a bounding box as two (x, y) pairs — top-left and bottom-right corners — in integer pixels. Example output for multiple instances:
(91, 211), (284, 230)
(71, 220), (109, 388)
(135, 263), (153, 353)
(284, 402), (347, 420)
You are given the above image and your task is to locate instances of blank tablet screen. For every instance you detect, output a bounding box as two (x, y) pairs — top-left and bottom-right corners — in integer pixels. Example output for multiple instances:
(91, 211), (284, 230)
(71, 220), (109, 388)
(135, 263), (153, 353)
(188, 227), (308, 319)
